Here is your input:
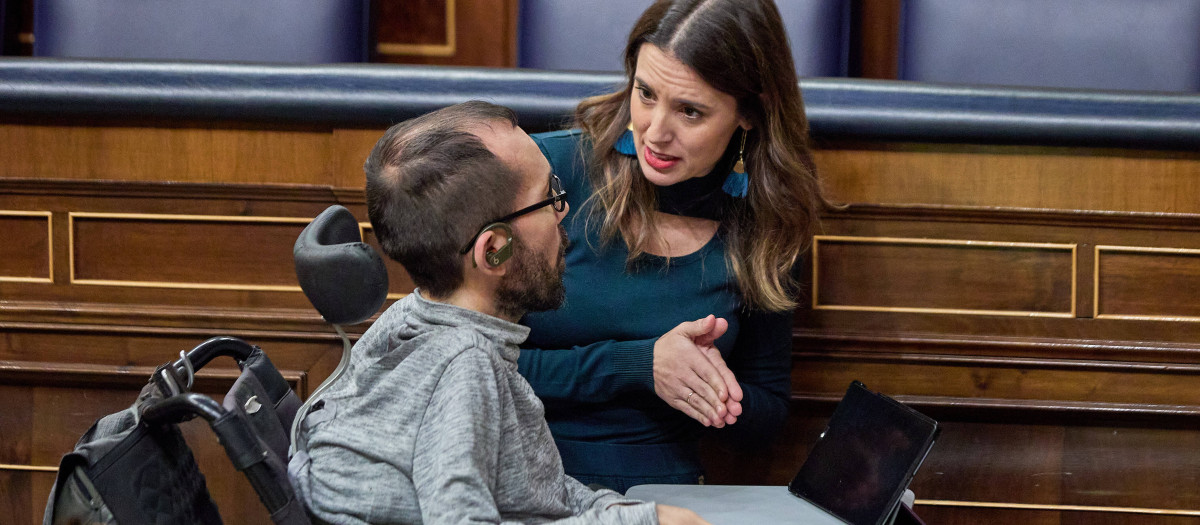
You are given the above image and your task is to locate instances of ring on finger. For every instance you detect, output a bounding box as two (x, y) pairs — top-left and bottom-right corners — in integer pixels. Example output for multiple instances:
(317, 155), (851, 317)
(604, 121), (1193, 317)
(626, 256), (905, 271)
(687, 390), (695, 403)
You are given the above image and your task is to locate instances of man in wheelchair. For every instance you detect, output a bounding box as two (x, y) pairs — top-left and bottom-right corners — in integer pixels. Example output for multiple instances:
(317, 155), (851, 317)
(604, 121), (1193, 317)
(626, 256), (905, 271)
(288, 101), (701, 524)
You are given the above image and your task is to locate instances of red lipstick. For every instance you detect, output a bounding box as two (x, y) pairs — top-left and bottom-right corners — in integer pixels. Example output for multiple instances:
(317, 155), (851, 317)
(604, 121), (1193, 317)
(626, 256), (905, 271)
(643, 146), (679, 171)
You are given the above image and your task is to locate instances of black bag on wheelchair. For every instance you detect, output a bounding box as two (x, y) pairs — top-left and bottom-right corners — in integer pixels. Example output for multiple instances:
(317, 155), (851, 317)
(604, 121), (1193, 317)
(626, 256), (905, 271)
(44, 337), (310, 525)
(45, 381), (222, 524)
(46, 204), (387, 525)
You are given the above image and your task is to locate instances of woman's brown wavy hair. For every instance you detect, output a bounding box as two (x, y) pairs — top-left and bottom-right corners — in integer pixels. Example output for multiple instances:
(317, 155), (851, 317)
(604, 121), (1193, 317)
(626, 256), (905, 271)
(575, 0), (827, 312)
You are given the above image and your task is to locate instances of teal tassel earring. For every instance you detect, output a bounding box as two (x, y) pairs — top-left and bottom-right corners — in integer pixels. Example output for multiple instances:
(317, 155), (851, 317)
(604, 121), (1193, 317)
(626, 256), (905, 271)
(722, 129), (749, 198)
(614, 122), (637, 156)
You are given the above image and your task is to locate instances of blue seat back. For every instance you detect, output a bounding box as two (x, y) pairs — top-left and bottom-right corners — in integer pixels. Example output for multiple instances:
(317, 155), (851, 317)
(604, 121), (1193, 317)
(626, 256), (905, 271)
(34, 0), (369, 63)
(899, 0), (1200, 92)
(518, 0), (849, 77)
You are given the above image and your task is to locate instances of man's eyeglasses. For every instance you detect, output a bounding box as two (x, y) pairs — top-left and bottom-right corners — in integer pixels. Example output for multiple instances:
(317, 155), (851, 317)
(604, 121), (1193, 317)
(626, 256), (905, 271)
(459, 173), (567, 254)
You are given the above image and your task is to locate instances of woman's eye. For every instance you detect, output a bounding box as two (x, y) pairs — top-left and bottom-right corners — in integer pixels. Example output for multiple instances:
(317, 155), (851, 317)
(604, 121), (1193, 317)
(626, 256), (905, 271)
(636, 86), (652, 100)
(682, 107), (702, 119)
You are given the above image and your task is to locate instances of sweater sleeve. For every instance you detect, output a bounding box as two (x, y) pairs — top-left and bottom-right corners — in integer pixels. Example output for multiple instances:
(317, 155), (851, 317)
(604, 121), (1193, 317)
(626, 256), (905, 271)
(558, 475), (659, 525)
(517, 339), (657, 403)
(710, 306), (794, 448)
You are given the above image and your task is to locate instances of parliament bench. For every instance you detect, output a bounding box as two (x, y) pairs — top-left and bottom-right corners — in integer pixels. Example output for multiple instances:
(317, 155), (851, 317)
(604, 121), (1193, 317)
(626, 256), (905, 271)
(1, 59), (1199, 523)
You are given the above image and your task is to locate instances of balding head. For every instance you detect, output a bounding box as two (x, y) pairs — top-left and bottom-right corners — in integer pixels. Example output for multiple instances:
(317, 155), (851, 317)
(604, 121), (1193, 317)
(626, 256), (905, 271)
(364, 101), (523, 297)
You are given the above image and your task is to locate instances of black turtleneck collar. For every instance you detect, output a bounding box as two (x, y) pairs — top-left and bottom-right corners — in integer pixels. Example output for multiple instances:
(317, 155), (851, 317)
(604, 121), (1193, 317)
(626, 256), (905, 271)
(653, 136), (739, 221)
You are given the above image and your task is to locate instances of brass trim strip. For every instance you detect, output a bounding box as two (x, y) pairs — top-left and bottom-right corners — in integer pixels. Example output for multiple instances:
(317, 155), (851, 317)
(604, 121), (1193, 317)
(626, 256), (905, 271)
(812, 305), (1075, 318)
(69, 279), (303, 292)
(812, 235), (1077, 317)
(0, 211), (54, 284)
(1094, 245), (1200, 322)
(0, 463), (58, 473)
(69, 212), (311, 292)
(1093, 245), (1098, 319)
(916, 499), (1200, 517)
(377, 0), (457, 57)
(70, 212), (314, 224)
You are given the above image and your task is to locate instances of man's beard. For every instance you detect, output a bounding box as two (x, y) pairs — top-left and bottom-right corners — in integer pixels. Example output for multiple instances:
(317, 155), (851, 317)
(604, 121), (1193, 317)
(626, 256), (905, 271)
(495, 226), (567, 319)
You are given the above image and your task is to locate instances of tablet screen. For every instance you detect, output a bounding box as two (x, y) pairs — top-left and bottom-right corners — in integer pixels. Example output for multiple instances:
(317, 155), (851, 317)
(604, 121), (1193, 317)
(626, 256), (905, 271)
(788, 381), (939, 525)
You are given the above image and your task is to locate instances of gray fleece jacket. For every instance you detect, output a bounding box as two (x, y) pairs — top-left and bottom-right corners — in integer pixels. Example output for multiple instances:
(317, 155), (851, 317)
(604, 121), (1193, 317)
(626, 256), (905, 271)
(289, 291), (657, 525)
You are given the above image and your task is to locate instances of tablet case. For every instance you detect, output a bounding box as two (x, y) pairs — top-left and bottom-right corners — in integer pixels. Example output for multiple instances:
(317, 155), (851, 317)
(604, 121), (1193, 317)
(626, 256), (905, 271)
(788, 381), (940, 525)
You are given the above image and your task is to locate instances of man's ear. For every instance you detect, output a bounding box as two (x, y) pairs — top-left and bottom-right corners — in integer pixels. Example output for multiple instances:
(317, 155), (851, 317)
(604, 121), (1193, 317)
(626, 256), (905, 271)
(470, 223), (514, 270)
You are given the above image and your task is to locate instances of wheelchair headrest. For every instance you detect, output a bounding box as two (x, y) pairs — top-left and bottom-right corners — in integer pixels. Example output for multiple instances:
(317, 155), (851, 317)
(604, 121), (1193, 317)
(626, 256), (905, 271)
(293, 205), (388, 326)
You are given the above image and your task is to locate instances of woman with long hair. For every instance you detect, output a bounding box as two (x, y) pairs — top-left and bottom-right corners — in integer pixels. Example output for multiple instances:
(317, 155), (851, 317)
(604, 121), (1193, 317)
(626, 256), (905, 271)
(519, 0), (826, 493)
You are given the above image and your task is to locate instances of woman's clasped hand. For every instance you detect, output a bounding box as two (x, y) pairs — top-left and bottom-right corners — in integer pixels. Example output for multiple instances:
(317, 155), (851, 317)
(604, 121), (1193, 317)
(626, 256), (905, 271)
(653, 315), (744, 427)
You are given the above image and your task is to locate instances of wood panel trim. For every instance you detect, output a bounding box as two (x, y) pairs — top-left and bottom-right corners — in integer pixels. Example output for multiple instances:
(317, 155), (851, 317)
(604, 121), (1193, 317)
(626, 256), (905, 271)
(377, 0), (457, 57)
(794, 331), (1200, 364)
(0, 464), (58, 472)
(916, 499), (1200, 517)
(1094, 244), (1200, 322)
(0, 359), (304, 391)
(791, 392), (1200, 425)
(793, 349), (1200, 373)
(0, 178), (347, 202)
(0, 319), (350, 346)
(812, 235), (1077, 317)
(824, 202), (1200, 231)
(68, 212), (311, 292)
(0, 210), (53, 283)
(0, 300), (347, 334)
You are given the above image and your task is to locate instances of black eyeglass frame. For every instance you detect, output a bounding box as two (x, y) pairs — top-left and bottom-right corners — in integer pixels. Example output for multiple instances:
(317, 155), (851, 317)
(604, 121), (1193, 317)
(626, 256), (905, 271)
(458, 173), (567, 254)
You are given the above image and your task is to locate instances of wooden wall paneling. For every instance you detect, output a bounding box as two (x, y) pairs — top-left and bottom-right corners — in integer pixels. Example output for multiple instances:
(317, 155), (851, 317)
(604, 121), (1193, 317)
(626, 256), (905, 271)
(914, 506), (1200, 525)
(0, 125), (336, 186)
(812, 144), (1200, 214)
(915, 422), (1200, 519)
(1096, 246), (1200, 320)
(0, 384), (36, 468)
(0, 327), (341, 389)
(0, 471), (57, 525)
(376, 0), (518, 68)
(912, 422), (1065, 506)
(781, 189), (1200, 525)
(791, 354), (1200, 407)
(1061, 426), (1200, 510)
(69, 212), (310, 291)
(911, 507), (1062, 525)
(813, 236), (1075, 316)
(0, 178), (391, 312)
(332, 128), (385, 189)
(703, 403), (1200, 523)
(802, 205), (1200, 351)
(0, 211), (52, 282)
(797, 308), (1200, 366)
